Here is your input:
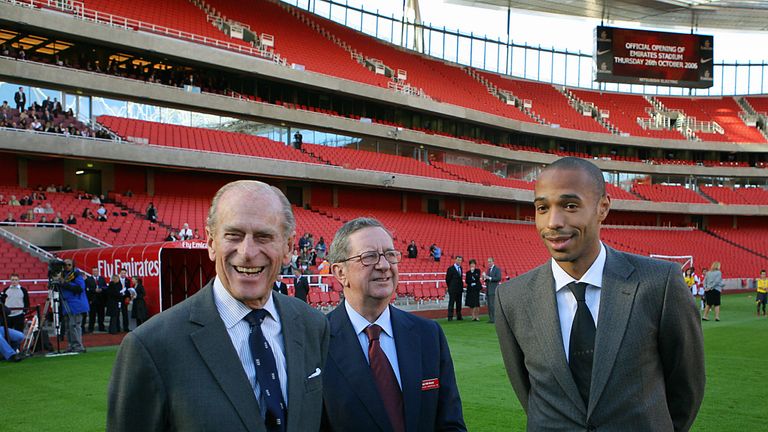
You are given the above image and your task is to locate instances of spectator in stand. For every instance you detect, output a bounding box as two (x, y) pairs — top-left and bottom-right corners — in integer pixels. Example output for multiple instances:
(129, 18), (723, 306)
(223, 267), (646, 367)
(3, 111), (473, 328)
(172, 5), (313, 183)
(755, 269), (767, 317)
(33, 203), (45, 214)
(293, 130), (303, 150)
(298, 232), (310, 252)
(13, 87), (25, 111)
(445, 256), (464, 321)
(41, 96), (52, 112)
(19, 195), (32, 206)
(8, 195), (20, 206)
(2, 274), (29, 332)
(82, 207), (95, 220)
(96, 204), (108, 222)
(51, 212), (64, 224)
(165, 230), (179, 242)
(0, 194), (6, 205)
(407, 240), (418, 258)
(45, 184), (57, 193)
(145, 202), (158, 223)
(193, 228), (201, 239)
(703, 261), (724, 321)
(315, 236), (327, 260)
(38, 215), (53, 227)
(86, 267), (107, 333)
(3, 212), (16, 225)
(57, 259), (88, 353)
(317, 258), (331, 275)
(20, 210), (34, 222)
(0, 304), (25, 362)
(465, 259), (482, 321)
(44, 203), (54, 214)
(106, 274), (122, 334)
(66, 213), (77, 224)
(30, 117), (42, 131)
(131, 277), (148, 327)
(179, 223), (193, 240)
(91, 195), (102, 204)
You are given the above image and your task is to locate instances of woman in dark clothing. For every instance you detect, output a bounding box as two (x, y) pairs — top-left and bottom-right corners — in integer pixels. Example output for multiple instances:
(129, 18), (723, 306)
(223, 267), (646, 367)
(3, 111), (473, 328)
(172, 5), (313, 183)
(106, 274), (122, 334)
(131, 277), (148, 327)
(465, 259), (482, 321)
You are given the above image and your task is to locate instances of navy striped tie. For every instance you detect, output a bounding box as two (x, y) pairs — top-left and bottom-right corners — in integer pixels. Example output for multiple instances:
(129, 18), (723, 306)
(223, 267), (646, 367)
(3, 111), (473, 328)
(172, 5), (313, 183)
(244, 309), (286, 432)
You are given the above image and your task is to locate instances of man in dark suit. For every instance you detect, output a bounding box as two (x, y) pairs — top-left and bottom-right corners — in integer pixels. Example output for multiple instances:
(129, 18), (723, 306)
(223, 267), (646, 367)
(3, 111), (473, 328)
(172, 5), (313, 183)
(108, 180), (330, 432)
(14, 87), (25, 111)
(444, 256), (464, 321)
(293, 267), (309, 302)
(86, 267), (108, 332)
(273, 279), (288, 296)
(495, 157), (704, 431)
(117, 268), (132, 332)
(482, 257), (502, 323)
(322, 217), (466, 432)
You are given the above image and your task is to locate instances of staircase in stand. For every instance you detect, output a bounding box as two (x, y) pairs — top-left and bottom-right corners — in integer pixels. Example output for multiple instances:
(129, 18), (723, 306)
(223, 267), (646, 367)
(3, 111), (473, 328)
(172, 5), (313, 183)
(463, 68), (543, 124)
(558, 87), (618, 134)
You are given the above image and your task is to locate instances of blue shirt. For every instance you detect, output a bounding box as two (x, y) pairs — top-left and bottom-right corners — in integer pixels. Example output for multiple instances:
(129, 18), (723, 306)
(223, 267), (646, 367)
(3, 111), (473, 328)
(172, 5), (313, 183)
(344, 301), (403, 389)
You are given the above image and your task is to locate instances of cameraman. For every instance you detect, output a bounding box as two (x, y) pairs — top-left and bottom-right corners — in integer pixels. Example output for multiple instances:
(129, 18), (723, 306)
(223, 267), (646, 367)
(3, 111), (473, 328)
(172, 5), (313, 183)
(55, 259), (89, 353)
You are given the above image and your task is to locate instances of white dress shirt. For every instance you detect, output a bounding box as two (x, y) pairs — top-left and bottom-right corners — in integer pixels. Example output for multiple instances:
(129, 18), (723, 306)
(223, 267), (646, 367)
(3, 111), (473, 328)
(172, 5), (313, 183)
(213, 276), (288, 405)
(551, 242), (606, 362)
(344, 301), (402, 389)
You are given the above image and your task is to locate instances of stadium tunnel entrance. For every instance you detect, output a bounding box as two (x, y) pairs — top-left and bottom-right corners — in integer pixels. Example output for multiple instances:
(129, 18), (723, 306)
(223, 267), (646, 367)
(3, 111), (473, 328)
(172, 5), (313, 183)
(57, 241), (214, 316)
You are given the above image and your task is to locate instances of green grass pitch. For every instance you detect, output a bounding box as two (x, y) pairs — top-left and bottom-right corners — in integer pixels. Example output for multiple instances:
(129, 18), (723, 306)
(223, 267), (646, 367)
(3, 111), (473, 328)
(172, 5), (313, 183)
(2, 293), (766, 431)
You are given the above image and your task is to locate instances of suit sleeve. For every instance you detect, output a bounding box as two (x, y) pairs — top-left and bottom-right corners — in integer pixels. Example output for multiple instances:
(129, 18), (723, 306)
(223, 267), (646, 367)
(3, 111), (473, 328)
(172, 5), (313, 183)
(434, 322), (467, 432)
(658, 264), (705, 432)
(494, 286), (531, 412)
(107, 332), (168, 432)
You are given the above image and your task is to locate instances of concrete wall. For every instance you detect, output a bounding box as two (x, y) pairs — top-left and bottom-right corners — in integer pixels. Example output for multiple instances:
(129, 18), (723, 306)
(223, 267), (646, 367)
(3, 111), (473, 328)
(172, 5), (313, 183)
(3, 226), (102, 250)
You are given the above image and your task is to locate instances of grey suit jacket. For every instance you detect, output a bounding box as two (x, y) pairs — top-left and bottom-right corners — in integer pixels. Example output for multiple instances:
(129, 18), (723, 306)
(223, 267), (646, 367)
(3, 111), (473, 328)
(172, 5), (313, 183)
(495, 247), (704, 432)
(485, 265), (502, 296)
(107, 282), (330, 432)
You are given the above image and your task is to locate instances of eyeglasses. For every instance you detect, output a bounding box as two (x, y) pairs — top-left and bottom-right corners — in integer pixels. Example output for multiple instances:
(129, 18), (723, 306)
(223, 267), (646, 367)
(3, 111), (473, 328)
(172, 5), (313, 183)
(340, 250), (402, 266)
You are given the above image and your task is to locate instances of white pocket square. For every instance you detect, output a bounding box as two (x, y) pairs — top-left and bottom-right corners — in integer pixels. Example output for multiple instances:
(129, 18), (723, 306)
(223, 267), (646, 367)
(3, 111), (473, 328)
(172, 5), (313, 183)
(308, 368), (322, 379)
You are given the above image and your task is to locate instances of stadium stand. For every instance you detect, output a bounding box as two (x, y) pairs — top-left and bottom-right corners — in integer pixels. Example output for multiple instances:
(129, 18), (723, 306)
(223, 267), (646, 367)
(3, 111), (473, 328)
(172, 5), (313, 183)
(700, 186), (768, 205)
(569, 89), (686, 139)
(656, 96), (767, 143)
(631, 183), (711, 204)
(476, 71), (609, 133)
(97, 116), (321, 164)
(429, 161), (534, 190)
(0, 237), (48, 281)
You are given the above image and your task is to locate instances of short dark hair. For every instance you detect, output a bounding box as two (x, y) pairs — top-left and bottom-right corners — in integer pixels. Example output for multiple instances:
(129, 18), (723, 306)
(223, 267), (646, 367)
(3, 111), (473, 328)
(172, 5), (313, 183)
(541, 157), (606, 197)
(469, 259), (476, 265)
(10, 273), (19, 279)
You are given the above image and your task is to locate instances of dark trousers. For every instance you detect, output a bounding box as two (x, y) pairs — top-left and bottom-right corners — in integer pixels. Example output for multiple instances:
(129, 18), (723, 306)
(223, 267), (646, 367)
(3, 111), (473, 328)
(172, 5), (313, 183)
(7, 314), (25, 332)
(80, 312), (88, 333)
(107, 307), (120, 334)
(120, 304), (130, 332)
(88, 298), (106, 331)
(447, 290), (463, 319)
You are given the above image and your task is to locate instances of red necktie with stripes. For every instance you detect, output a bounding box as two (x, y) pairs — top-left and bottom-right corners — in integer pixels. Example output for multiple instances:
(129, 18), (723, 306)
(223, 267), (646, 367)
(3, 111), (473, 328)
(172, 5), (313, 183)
(365, 324), (405, 432)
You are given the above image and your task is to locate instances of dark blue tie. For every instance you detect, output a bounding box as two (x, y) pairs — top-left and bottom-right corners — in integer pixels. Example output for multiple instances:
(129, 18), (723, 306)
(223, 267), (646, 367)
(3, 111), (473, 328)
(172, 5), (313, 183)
(244, 309), (286, 432)
(568, 282), (595, 405)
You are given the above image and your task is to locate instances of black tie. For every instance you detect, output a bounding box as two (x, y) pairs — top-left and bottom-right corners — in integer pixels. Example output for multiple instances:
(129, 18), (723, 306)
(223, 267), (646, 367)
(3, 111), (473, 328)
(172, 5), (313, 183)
(244, 309), (286, 432)
(568, 282), (595, 405)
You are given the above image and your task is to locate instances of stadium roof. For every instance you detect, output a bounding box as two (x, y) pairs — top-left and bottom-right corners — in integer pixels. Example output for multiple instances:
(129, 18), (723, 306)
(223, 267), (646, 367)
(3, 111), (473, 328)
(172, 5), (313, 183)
(452, 1), (768, 32)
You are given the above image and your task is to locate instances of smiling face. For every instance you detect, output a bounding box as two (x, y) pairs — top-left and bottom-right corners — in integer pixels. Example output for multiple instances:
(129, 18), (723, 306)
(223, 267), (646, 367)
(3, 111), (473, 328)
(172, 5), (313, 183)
(206, 186), (293, 309)
(534, 167), (610, 279)
(332, 226), (398, 316)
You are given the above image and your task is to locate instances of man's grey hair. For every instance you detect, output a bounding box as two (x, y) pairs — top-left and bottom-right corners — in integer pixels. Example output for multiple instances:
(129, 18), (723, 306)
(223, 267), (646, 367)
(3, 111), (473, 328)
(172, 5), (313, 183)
(206, 180), (295, 239)
(327, 217), (391, 264)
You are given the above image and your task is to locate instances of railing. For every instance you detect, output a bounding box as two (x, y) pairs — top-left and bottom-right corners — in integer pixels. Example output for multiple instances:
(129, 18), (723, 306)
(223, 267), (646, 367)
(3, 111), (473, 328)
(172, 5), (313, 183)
(0, 221), (111, 247)
(0, 224), (58, 261)
(2, 0), (286, 66)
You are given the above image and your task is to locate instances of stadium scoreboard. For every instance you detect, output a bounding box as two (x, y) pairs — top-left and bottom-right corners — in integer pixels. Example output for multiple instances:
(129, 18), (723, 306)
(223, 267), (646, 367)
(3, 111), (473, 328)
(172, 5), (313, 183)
(594, 26), (713, 88)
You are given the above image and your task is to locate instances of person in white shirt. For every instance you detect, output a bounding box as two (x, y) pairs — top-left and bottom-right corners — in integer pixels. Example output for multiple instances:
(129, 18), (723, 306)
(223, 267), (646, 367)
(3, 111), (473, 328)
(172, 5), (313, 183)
(179, 223), (193, 240)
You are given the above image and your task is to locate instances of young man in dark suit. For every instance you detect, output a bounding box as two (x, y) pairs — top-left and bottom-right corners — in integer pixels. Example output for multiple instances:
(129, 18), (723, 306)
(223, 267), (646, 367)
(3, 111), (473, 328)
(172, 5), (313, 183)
(495, 157), (704, 431)
(108, 181), (329, 432)
(444, 256), (464, 320)
(322, 217), (466, 432)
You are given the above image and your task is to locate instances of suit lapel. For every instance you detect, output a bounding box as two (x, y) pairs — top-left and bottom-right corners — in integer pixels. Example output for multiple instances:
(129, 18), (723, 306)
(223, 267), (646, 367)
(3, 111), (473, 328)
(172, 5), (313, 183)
(525, 266), (586, 413)
(328, 303), (392, 432)
(274, 294), (307, 432)
(188, 284), (263, 432)
(391, 307), (421, 432)
(588, 248), (638, 415)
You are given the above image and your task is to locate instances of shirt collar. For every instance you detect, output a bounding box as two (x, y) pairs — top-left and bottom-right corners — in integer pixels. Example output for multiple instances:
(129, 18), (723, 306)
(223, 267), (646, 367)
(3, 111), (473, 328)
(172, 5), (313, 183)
(551, 242), (606, 292)
(344, 300), (394, 339)
(213, 276), (280, 329)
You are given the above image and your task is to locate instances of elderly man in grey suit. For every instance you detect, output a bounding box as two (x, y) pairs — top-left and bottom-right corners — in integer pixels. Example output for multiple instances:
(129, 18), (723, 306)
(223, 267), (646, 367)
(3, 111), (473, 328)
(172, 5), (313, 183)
(482, 257), (501, 323)
(495, 157), (704, 431)
(107, 180), (329, 432)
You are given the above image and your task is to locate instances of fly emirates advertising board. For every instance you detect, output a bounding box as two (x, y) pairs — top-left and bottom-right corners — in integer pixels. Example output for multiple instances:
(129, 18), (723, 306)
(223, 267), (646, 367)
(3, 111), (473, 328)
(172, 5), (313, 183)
(594, 26), (713, 88)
